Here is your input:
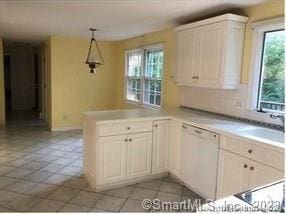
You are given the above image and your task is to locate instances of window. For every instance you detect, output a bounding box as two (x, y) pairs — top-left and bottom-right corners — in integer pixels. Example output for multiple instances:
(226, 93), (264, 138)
(257, 30), (285, 113)
(249, 17), (285, 114)
(125, 45), (164, 107)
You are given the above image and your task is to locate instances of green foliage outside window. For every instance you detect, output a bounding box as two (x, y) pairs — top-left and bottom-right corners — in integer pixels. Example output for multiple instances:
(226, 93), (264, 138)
(260, 30), (285, 104)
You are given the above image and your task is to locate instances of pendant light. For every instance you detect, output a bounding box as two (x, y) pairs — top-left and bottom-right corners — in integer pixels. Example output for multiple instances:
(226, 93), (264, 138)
(85, 28), (104, 73)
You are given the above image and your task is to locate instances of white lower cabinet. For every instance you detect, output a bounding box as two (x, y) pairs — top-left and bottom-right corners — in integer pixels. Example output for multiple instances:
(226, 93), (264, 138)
(152, 120), (169, 174)
(217, 149), (284, 199)
(98, 135), (127, 185)
(127, 132), (152, 179)
(216, 149), (250, 198)
(85, 118), (284, 195)
(98, 131), (152, 186)
(167, 120), (182, 177)
(248, 159), (284, 189)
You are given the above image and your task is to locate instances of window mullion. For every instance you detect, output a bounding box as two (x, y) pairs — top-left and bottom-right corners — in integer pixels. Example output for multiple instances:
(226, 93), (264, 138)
(140, 49), (145, 105)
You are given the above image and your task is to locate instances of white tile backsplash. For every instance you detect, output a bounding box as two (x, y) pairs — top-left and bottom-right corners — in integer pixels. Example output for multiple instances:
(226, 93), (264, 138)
(179, 85), (248, 117)
(179, 85), (282, 126)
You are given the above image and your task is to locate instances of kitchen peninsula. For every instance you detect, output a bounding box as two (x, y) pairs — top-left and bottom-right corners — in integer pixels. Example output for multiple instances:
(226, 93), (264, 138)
(83, 107), (284, 200)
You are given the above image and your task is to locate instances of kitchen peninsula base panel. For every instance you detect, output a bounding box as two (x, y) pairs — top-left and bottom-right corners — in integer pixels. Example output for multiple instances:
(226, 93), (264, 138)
(84, 171), (168, 192)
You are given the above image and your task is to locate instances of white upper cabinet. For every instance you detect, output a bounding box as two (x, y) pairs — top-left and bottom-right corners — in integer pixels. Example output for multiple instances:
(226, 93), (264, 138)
(174, 14), (248, 89)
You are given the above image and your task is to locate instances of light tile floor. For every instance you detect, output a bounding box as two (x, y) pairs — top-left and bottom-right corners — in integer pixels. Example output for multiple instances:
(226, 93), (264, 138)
(0, 125), (205, 212)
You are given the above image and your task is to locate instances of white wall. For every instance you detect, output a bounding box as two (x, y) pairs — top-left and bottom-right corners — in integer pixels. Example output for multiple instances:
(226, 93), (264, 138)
(5, 43), (35, 110)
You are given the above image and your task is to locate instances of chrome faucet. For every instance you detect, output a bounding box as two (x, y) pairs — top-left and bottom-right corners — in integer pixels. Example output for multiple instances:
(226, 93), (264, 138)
(270, 114), (285, 130)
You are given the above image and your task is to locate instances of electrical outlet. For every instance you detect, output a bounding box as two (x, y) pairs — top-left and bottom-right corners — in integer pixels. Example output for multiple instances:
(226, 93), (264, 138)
(235, 101), (242, 108)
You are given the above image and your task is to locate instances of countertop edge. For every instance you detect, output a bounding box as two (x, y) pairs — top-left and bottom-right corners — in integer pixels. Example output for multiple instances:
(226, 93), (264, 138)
(83, 110), (285, 151)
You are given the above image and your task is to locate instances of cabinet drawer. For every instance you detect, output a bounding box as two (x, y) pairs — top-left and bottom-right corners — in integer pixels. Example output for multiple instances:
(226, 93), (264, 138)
(98, 121), (153, 136)
(220, 136), (284, 170)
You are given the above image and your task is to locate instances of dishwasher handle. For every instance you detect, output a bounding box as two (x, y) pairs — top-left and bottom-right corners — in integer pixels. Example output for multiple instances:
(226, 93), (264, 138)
(182, 123), (219, 144)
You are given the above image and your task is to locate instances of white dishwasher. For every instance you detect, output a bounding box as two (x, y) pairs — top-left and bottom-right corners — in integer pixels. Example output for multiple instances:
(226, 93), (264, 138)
(180, 123), (219, 200)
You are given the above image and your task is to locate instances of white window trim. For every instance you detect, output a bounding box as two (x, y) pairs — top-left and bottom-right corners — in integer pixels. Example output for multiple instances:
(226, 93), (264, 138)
(124, 43), (165, 108)
(247, 17), (284, 114)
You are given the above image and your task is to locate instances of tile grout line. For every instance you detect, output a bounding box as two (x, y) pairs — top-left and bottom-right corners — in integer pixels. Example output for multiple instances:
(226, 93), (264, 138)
(117, 183), (137, 212)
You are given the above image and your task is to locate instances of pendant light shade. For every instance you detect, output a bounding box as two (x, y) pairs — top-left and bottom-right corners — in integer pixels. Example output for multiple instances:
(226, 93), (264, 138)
(85, 28), (104, 73)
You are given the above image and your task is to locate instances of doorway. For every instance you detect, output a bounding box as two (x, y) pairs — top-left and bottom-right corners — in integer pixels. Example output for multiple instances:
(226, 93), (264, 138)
(3, 42), (46, 127)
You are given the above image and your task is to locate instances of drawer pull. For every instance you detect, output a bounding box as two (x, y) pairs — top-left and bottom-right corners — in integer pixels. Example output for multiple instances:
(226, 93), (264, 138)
(127, 127), (130, 130)
(124, 139), (128, 142)
(129, 138), (132, 142)
(250, 166), (254, 171)
(243, 164), (248, 168)
(248, 149), (253, 154)
(195, 130), (202, 134)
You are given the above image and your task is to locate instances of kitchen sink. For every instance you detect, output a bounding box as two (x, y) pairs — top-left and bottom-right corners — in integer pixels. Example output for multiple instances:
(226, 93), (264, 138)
(240, 127), (284, 144)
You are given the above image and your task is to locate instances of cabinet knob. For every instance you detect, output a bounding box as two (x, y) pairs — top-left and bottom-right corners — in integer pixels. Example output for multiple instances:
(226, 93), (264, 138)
(248, 149), (253, 154)
(154, 124), (158, 128)
(192, 76), (196, 79)
(124, 139), (128, 142)
(243, 164), (248, 168)
(182, 125), (188, 129)
(250, 166), (254, 171)
(129, 138), (132, 142)
(127, 126), (130, 130)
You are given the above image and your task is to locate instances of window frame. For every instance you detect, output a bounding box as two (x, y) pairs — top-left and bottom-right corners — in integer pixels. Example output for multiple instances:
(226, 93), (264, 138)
(124, 43), (164, 107)
(247, 17), (284, 114)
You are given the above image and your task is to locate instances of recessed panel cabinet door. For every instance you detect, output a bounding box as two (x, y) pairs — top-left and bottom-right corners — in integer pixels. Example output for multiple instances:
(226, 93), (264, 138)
(127, 132), (152, 179)
(175, 29), (200, 85)
(167, 120), (182, 177)
(98, 135), (127, 185)
(216, 150), (250, 199)
(152, 120), (168, 174)
(197, 22), (224, 87)
(248, 160), (284, 190)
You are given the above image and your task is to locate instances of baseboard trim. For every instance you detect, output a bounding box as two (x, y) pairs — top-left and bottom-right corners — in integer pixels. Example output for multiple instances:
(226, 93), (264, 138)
(51, 126), (82, 132)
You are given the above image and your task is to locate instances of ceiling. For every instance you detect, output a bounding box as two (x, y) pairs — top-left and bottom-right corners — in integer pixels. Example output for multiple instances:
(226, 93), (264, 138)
(0, 0), (266, 43)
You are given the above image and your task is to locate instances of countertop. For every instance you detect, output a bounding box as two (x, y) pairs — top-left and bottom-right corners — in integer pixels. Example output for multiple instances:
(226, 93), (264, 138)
(83, 107), (285, 150)
(201, 180), (285, 212)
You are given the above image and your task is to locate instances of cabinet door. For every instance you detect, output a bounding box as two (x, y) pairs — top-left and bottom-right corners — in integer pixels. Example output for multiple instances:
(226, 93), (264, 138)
(175, 28), (199, 86)
(98, 135), (127, 185)
(152, 120), (168, 174)
(127, 132), (152, 179)
(248, 160), (284, 190)
(197, 22), (224, 87)
(167, 120), (182, 177)
(216, 150), (250, 199)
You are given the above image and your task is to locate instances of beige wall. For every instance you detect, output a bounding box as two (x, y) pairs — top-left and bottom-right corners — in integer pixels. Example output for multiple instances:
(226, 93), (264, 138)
(47, 36), (116, 130)
(0, 38), (5, 125)
(114, 28), (179, 109)
(43, 0), (283, 130)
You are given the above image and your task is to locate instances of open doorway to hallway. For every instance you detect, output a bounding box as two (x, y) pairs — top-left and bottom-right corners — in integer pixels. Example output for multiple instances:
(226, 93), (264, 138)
(3, 42), (47, 127)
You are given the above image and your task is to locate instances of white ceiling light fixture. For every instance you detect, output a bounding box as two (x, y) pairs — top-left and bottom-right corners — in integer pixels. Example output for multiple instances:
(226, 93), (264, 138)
(85, 28), (104, 74)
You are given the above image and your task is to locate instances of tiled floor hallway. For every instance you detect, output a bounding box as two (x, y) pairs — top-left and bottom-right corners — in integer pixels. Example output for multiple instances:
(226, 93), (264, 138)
(0, 124), (205, 212)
